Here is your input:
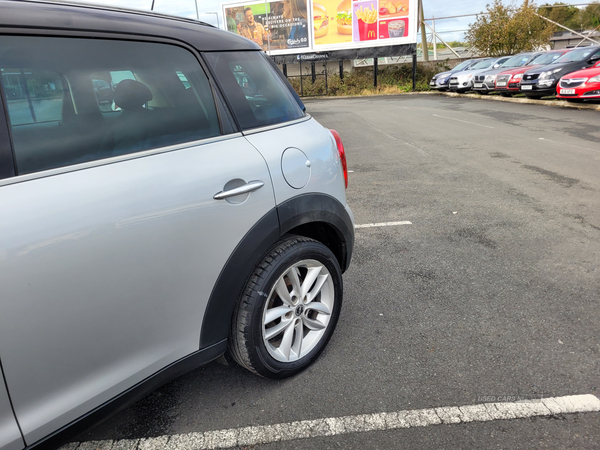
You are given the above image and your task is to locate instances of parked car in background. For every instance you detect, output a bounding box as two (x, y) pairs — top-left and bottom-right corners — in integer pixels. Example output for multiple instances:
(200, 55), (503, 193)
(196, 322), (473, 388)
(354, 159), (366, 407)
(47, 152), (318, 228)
(556, 61), (600, 102)
(429, 59), (478, 91)
(448, 56), (510, 93)
(472, 52), (541, 94)
(495, 49), (570, 96)
(0, 1), (354, 449)
(520, 45), (600, 98)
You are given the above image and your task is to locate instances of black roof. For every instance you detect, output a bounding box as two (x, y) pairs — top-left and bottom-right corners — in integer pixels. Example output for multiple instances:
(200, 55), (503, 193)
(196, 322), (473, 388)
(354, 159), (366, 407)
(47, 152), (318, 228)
(0, 0), (261, 52)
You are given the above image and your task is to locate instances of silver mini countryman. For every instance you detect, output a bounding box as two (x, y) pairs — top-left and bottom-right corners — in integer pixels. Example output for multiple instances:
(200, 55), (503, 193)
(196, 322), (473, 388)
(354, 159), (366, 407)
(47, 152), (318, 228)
(0, 1), (354, 448)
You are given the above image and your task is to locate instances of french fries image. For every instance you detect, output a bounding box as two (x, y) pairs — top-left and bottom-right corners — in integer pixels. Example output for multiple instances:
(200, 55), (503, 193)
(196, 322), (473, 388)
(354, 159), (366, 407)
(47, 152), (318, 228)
(356, 4), (377, 23)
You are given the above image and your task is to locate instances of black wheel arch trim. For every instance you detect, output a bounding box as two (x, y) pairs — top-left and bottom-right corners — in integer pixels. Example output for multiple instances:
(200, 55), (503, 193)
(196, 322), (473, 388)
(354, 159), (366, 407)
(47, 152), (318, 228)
(199, 193), (354, 348)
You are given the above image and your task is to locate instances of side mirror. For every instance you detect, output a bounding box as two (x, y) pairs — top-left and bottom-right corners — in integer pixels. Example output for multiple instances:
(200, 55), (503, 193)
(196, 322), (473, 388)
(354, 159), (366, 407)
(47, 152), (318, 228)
(588, 55), (600, 64)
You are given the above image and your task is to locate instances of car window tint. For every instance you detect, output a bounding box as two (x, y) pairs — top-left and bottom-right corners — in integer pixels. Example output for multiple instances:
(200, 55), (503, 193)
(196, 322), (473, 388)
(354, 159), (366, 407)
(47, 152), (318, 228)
(0, 36), (221, 175)
(205, 51), (304, 130)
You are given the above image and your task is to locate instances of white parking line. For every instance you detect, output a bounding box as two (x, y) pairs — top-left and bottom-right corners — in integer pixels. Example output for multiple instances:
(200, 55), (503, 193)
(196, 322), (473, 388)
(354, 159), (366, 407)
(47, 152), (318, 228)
(63, 394), (600, 450)
(355, 221), (412, 229)
(538, 137), (598, 152)
(433, 113), (495, 129)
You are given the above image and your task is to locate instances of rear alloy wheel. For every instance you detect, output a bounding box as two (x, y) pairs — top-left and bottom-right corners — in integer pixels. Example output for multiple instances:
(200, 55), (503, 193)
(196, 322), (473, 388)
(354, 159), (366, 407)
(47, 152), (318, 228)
(229, 236), (342, 379)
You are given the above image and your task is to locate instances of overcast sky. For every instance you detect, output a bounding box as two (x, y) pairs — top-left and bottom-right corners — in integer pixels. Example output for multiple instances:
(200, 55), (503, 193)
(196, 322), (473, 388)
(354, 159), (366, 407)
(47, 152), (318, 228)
(76, 0), (594, 42)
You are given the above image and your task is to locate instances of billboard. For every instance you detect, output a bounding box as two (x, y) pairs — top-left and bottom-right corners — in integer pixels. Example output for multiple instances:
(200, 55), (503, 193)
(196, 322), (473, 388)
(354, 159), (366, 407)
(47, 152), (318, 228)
(222, 0), (416, 56)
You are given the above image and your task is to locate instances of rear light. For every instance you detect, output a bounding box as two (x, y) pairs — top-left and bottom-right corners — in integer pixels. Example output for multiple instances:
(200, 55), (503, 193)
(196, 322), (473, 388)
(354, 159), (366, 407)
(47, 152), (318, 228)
(329, 129), (348, 189)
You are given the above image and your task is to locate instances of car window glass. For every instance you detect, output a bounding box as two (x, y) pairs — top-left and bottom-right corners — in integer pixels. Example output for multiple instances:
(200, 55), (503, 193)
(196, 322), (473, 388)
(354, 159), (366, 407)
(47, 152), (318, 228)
(0, 36), (221, 175)
(471, 60), (492, 69)
(205, 51), (304, 130)
(1, 69), (64, 125)
(531, 52), (562, 65)
(453, 60), (473, 71)
(556, 47), (596, 63)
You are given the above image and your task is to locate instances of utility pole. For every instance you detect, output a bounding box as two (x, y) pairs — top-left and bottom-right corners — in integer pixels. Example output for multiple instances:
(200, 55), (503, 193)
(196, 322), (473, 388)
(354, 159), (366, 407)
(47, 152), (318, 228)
(419, 0), (428, 61)
(432, 15), (437, 60)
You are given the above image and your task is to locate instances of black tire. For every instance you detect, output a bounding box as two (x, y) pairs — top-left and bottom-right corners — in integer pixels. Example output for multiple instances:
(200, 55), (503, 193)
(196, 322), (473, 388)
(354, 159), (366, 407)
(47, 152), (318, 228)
(229, 235), (343, 379)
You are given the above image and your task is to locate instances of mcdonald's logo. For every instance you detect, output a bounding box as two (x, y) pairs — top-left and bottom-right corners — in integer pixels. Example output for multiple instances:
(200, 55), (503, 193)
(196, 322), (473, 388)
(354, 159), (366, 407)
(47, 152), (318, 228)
(368, 30), (376, 38)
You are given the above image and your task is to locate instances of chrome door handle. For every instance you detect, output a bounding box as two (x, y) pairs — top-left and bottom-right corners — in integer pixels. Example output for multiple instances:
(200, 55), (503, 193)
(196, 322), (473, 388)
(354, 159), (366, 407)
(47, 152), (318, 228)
(213, 180), (265, 200)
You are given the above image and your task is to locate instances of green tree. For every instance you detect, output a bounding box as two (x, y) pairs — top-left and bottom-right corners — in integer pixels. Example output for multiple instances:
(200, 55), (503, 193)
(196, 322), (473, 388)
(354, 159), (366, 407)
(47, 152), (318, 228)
(580, 2), (600, 28)
(538, 2), (600, 31)
(467, 0), (555, 56)
(538, 3), (580, 29)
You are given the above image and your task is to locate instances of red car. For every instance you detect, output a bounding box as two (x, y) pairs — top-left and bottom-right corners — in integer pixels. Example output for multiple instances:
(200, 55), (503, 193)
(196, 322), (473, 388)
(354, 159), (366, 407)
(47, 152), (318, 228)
(495, 50), (570, 96)
(556, 61), (600, 102)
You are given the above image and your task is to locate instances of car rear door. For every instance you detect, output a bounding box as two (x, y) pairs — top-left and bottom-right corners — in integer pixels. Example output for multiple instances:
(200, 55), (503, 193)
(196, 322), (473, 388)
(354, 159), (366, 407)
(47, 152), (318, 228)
(0, 34), (275, 445)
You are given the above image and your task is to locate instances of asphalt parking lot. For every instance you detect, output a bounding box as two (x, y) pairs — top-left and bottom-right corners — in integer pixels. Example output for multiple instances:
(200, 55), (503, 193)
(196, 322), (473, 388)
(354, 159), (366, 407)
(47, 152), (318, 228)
(69, 95), (600, 449)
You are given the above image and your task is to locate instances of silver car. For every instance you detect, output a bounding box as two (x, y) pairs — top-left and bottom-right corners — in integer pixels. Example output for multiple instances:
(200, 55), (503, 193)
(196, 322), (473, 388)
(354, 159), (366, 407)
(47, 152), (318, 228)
(0, 1), (354, 449)
(429, 58), (479, 91)
(448, 56), (511, 93)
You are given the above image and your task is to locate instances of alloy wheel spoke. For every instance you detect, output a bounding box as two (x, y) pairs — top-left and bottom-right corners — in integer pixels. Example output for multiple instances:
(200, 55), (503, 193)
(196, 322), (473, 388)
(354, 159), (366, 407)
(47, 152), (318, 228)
(264, 305), (291, 325)
(291, 319), (303, 357)
(305, 274), (329, 302)
(264, 319), (291, 341)
(303, 316), (326, 331)
(287, 267), (302, 298)
(275, 278), (293, 306)
(279, 319), (295, 360)
(300, 266), (322, 299)
(305, 301), (331, 316)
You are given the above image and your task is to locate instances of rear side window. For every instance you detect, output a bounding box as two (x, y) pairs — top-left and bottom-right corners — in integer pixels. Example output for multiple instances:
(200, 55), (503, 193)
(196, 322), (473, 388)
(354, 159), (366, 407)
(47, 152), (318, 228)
(0, 36), (220, 175)
(205, 51), (304, 130)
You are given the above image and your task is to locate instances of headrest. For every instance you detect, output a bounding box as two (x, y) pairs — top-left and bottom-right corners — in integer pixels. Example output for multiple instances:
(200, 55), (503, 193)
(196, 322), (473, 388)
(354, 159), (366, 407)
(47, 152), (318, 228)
(114, 79), (153, 110)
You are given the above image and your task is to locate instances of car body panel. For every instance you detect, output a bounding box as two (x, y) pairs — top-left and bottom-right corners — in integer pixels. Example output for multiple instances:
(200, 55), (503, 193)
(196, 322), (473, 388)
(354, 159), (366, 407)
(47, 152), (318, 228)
(0, 136), (276, 444)
(243, 118), (347, 207)
(0, 368), (24, 450)
(556, 61), (600, 99)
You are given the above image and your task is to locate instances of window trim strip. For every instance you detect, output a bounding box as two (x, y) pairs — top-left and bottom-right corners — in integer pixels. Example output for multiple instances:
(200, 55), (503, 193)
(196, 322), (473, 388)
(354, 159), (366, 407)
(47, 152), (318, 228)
(0, 133), (244, 187)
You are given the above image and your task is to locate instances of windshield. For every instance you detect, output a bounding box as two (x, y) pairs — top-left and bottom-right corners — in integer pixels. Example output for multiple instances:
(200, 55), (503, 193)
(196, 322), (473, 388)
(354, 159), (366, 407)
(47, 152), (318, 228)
(453, 60), (475, 71)
(501, 54), (532, 68)
(555, 47), (597, 63)
(529, 52), (565, 65)
(470, 59), (492, 69)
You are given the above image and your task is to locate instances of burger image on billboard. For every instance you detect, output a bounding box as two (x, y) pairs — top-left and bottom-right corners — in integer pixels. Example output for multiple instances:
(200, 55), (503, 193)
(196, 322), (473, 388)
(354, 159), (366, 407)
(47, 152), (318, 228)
(313, 3), (329, 38)
(336, 0), (352, 34)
